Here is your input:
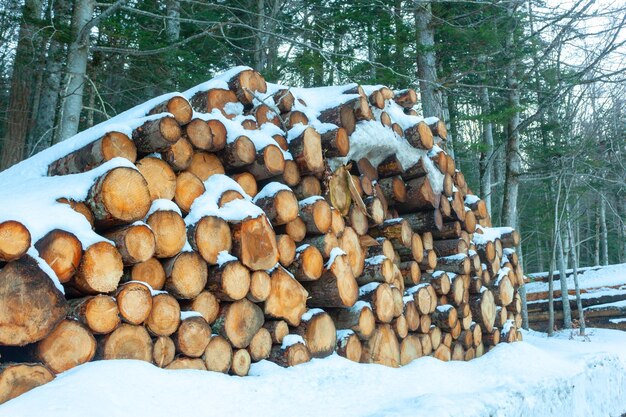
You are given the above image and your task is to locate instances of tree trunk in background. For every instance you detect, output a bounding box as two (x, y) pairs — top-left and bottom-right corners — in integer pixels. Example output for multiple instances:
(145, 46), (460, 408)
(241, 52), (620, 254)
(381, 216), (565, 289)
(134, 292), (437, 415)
(566, 204), (584, 335)
(253, 0), (266, 72)
(30, 0), (70, 153)
(165, 0), (180, 90)
(556, 229), (572, 329)
(0, 0), (44, 170)
(414, 1), (442, 119)
(441, 85), (455, 160)
(599, 197), (608, 266)
(367, 22), (376, 80)
(479, 84), (493, 215)
(620, 200), (626, 263)
(501, 50), (520, 227)
(56, 0), (95, 143)
(594, 206), (600, 266)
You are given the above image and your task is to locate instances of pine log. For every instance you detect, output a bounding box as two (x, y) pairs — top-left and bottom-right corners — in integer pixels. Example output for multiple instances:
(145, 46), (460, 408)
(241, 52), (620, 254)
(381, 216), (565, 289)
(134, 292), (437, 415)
(268, 339), (311, 367)
(263, 320), (289, 344)
(436, 254), (470, 275)
(34, 229), (82, 283)
(145, 209), (186, 258)
(174, 172), (205, 213)
(166, 357), (207, 371)
(245, 144), (285, 180)
(136, 157), (177, 201)
(187, 216), (232, 265)
(376, 176), (407, 205)
(470, 290), (496, 332)
(48, 131), (137, 176)
(36, 319), (96, 374)
(431, 221), (462, 239)
(184, 118), (213, 151)
(288, 127), (324, 175)
(132, 116), (181, 153)
(72, 241), (123, 294)
(299, 233), (338, 260)
(293, 176), (321, 200)
(174, 315), (211, 358)
(247, 327), (272, 362)
(431, 305), (458, 330)
(328, 302), (376, 340)
(393, 89), (417, 108)
(213, 299), (264, 348)
(218, 136), (256, 169)
(0, 363), (54, 404)
(318, 100), (357, 135)
(273, 89), (295, 113)
(115, 282), (152, 325)
(448, 274), (465, 306)
(190, 88), (238, 115)
(99, 323), (153, 362)
(289, 245), (324, 281)
(368, 218), (413, 249)
(403, 299), (421, 331)
(264, 266), (308, 326)
(292, 310), (337, 358)
(347, 205), (369, 236)
(403, 211), (443, 234)
(336, 330), (362, 362)
(230, 215), (279, 271)
(246, 270), (271, 303)
(407, 284), (434, 315)
(359, 283), (394, 323)
(276, 234), (296, 267)
(339, 226), (365, 277)
(400, 334), (423, 365)
(203, 335), (233, 373)
(123, 257), (166, 290)
(483, 327), (501, 346)
(227, 69), (267, 107)
(186, 151), (225, 181)
(299, 197), (332, 235)
(253, 187), (299, 226)
(67, 295), (119, 335)
(145, 293), (181, 337)
(103, 223), (155, 265)
(404, 121), (434, 150)
(56, 198), (95, 228)
(499, 230), (520, 248)
(229, 349), (251, 376)
(489, 274), (514, 307)
(153, 336), (176, 368)
(320, 127), (350, 157)
(357, 256), (394, 285)
(162, 136), (193, 171)
(396, 176), (438, 213)
(207, 259), (251, 301)
(361, 324), (400, 367)
(418, 249), (437, 270)
(392, 314), (409, 339)
(302, 253), (358, 308)
(183, 290), (220, 325)
(86, 167), (151, 228)
(421, 271), (451, 296)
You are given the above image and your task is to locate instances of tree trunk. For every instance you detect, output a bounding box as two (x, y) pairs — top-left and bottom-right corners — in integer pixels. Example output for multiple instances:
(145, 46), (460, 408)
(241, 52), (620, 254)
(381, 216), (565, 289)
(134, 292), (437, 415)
(566, 205), (585, 335)
(56, 0), (96, 142)
(600, 197), (609, 265)
(414, 1), (442, 119)
(556, 230), (572, 329)
(479, 85), (494, 215)
(0, 0), (44, 169)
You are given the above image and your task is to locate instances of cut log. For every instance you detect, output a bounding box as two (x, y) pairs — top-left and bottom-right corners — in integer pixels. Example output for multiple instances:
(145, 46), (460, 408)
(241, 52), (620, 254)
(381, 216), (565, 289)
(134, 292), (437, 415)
(153, 336), (176, 368)
(320, 127), (350, 157)
(145, 209), (186, 258)
(34, 229), (82, 283)
(72, 241), (123, 294)
(47, 131), (137, 176)
(253, 104), (281, 127)
(184, 118), (213, 151)
(395, 233), (424, 263)
(357, 256), (394, 285)
(318, 100), (357, 135)
(347, 205), (369, 236)
(212, 299), (264, 349)
(98, 323), (153, 362)
(246, 144), (285, 181)
(230, 215), (279, 271)
(228, 69), (267, 107)
(103, 223), (155, 265)
(203, 335), (233, 373)
(404, 121), (434, 150)
(174, 172), (205, 213)
(431, 305), (458, 330)
(219, 136), (256, 168)
(301, 233), (339, 260)
(400, 334), (423, 365)
(232, 172), (258, 198)
(253, 187), (299, 226)
(174, 316), (211, 358)
(35, 319), (95, 374)
(392, 314), (408, 338)
(0, 363), (54, 404)
(247, 270), (271, 303)
(393, 89), (417, 108)
(184, 290), (220, 325)
(293, 176), (322, 200)
(359, 283), (395, 323)
(186, 151), (225, 181)
(116, 282), (153, 325)
(436, 254), (470, 275)
(299, 197), (331, 235)
(328, 302), (376, 340)
(293, 310), (337, 358)
(207, 259), (250, 301)
(132, 116), (181, 153)
(364, 196), (385, 225)
(289, 245), (324, 281)
(403, 211), (443, 233)
(339, 226), (365, 277)
(263, 320), (289, 344)
(190, 88), (238, 116)
(264, 266), (309, 326)
(124, 257), (166, 290)
(421, 271), (450, 296)
(230, 349), (251, 376)
(418, 249), (437, 270)
(86, 167), (151, 228)
(145, 293), (180, 337)
(248, 327), (272, 362)
(289, 127), (324, 175)
(67, 295), (119, 335)
(396, 176), (438, 212)
(433, 239), (467, 258)
(148, 96), (192, 125)
(284, 110), (309, 130)
(431, 221), (462, 239)
(273, 89), (295, 113)
(407, 284), (434, 315)
(162, 137), (193, 171)
(470, 290), (496, 332)
(187, 216), (232, 265)
(268, 339), (311, 367)
(489, 274), (514, 307)
(369, 218), (413, 249)
(277, 234), (296, 267)
(56, 198), (95, 228)
(376, 176), (407, 204)
(336, 330), (362, 362)
(166, 358), (207, 371)
(361, 324), (400, 367)
(162, 251), (208, 299)
(483, 327), (500, 346)
(302, 252), (358, 308)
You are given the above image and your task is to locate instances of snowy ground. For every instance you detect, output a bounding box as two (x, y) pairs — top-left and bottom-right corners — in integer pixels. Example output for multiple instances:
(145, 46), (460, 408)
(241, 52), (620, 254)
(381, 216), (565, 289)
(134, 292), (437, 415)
(526, 262), (626, 294)
(2, 329), (625, 417)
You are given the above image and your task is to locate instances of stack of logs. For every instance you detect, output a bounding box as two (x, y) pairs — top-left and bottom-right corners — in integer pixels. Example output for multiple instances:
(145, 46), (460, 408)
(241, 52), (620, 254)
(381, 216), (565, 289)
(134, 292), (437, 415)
(0, 67), (524, 404)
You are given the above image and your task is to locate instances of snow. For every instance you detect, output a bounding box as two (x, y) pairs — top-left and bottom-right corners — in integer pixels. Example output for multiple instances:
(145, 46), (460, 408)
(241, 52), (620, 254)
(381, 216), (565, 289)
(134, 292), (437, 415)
(298, 195), (324, 207)
(325, 247), (346, 269)
(609, 318), (626, 324)
(281, 334), (305, 349)
(436, 304), (454, 313)
(526, 262), (626, 295)
(301, 308), (324, 322)
(473, 226), (514, 245)
(364, 255), (387, 265)
(336, 329), (355, 342)
(358, 282), (381, 296)
(146, 199), (182, 218)
(180, 311), (203, 320)
(253, 182), (292, 201)
(216, 251), (238, 267)
(3, 328), (626, 417)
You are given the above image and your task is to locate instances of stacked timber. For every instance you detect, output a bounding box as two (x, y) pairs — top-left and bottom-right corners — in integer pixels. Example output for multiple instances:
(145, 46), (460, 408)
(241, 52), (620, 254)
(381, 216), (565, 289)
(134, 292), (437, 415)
(0, 67), (523, 403)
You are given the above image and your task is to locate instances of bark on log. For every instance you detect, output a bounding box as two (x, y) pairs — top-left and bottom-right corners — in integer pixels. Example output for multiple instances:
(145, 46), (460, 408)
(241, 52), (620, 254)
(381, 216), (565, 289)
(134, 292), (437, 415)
(318, 100), (357, 135)
(219, 136), (256, 169)
(404, 122), (434, 150)
(320, 127), (350, 157)
(299, 197), (332, 235)
(253, 188), (299, 226)
(48, 131), (137, 176)
(359, 283), (395, 323)
(268, 340), (311, 367)
(289, 245), (324, 281)
(162, 137), (194, 171)
(336, 331), (362, 362)
(263, 320), (289, 344)
(228, 69), (267, 107)
(403, 211), (443, 234)
(328, 302), (376, 340)
(132, 116), (181, 153)
(289, 127), (324, 175)
(190, 88), (238, 116)
(246, 145), (285, 181)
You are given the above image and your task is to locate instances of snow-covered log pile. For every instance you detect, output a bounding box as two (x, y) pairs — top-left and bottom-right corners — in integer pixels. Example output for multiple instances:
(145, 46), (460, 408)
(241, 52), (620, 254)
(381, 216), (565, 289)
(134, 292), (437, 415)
(0, 66), (524, 404)
(525, 263), (626, 331)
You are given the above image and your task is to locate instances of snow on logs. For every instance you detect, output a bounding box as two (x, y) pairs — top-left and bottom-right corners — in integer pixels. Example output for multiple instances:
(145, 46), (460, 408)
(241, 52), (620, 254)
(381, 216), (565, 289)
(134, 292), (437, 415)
(0, 66), (524, 402)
